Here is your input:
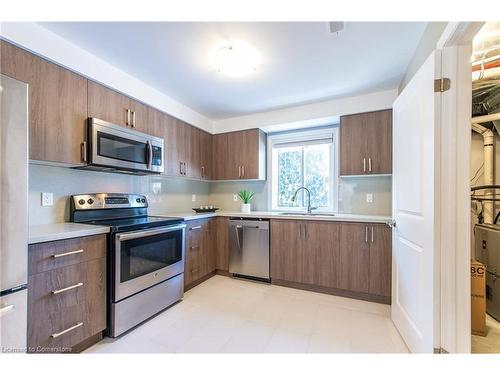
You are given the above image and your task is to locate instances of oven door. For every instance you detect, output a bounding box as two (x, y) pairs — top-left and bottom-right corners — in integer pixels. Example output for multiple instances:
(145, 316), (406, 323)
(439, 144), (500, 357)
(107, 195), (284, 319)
(90, 118), (164, 174)
(114, 224), (186, 302)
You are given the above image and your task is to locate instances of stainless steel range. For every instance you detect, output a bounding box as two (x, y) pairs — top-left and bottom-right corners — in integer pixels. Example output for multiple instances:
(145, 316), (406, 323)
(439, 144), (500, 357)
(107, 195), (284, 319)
(70, 193), (185, 337)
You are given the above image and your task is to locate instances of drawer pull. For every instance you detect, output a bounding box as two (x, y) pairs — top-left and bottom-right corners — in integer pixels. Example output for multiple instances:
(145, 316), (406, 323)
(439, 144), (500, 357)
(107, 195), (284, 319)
(190, 245), (200, 250)
(50, 322), (83, 338)
(190, 267), (200, 273)
(189, 226), (202, 231)
(0, 304), (14, 315)
(52, 282), (83, 295)
(52, 249), (84, 258)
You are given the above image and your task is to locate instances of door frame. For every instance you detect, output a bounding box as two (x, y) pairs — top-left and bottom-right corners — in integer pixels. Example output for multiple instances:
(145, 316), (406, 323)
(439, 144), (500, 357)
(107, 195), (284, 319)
(435, 22), (484, 353)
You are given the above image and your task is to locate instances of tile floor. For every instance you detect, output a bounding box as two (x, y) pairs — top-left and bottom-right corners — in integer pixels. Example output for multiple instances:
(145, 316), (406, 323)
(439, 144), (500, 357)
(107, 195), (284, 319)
(472, 314), (500, 353)
(84, 275), (409, 353)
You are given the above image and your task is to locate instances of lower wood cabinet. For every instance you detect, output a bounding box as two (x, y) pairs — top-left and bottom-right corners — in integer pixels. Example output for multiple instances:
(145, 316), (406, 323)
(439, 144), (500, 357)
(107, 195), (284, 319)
(27, 235), (106, 353)
(184, 218), (216, 289)
(270, 219), (391, 303)
(215, 217), (230, 272)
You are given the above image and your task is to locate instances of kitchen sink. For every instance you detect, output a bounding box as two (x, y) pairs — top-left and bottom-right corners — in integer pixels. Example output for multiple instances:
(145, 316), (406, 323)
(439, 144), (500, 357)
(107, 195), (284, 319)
(276, 212), (336, 217)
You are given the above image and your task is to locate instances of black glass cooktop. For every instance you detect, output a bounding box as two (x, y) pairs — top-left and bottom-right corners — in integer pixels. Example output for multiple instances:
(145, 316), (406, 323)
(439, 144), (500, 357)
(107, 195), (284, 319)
(86, 215), (184, 232)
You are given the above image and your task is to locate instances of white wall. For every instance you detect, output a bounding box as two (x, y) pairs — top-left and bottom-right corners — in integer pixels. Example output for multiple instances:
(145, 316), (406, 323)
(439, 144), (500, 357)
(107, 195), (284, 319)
(0, 22), (213, 132)
(212, 89), (398, 134)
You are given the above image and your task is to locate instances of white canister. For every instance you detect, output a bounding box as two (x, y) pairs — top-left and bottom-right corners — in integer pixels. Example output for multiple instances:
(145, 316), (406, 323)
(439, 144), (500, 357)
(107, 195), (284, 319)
(240, 203), (251, 213)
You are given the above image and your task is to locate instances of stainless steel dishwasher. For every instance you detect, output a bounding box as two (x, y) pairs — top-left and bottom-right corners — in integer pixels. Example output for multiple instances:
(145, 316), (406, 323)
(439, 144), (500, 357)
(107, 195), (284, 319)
(229, 218), (270, 281)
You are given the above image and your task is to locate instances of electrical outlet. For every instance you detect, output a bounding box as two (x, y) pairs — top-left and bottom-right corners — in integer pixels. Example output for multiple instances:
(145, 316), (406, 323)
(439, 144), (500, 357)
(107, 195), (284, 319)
(41, 192), (53, 207)
(366, 193), (373, 203)
(233, 194), (238, 202)
(191, 194), (196, 202)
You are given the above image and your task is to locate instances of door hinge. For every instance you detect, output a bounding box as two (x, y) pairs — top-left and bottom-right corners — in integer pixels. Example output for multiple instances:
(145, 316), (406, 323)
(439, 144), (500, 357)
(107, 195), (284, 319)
(434, 78), (451, 92)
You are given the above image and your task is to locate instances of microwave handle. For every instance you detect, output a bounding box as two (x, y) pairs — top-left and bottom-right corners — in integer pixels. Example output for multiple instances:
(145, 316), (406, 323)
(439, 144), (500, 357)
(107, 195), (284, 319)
(146, 140), (153, 169)
(116, 223), (186, 242)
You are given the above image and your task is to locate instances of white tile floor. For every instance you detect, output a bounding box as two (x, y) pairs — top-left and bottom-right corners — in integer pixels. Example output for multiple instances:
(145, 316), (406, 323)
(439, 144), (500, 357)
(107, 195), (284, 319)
(84, 275), (409, 353)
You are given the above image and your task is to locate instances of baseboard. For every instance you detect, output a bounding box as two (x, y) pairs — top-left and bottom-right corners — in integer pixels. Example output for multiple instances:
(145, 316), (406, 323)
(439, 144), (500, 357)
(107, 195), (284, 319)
(72, 332), (103, 353)
(272, 279), (391, 305)
(215, 269), (231, 277)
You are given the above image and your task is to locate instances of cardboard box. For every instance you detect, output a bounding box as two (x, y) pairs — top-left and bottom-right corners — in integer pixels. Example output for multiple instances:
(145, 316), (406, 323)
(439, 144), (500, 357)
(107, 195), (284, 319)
(471, 260), (486, 337)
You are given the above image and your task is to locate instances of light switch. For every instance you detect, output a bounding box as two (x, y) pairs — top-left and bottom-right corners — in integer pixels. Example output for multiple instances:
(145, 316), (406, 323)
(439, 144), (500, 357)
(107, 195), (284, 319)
(366, 193), (373, 203)
(191, 194), (196, 202)
(41, 192), (53, 206)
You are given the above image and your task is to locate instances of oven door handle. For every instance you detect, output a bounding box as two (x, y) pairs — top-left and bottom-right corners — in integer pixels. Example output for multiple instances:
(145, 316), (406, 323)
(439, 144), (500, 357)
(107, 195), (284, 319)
(116, 223), (186, 242)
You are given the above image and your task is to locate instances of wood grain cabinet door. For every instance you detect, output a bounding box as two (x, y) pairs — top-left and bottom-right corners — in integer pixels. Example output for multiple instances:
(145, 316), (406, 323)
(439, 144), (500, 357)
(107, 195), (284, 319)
(339, 113), (367, 175)
(368, 224), (392, 297)
(304, 221), (341, 288)
(226, 131), (244, 179)
(364, 109), (392, 174)
(339, 223), (370, 293)
(88, 80), (132, 127)
(240, 129), (260, 179)
(270, 220), (301, 282)
(200, 130), (213, 180)
(212, 133), (229, 180)
(215, 217), (230, 271)
(185, 220), (204, 286)
(186, 125), (202, 179)
(1, 41), (88, 165)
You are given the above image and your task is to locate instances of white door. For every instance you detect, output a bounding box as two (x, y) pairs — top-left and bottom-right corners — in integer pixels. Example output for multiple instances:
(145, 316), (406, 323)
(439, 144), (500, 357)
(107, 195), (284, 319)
(392, 51), (441, 353)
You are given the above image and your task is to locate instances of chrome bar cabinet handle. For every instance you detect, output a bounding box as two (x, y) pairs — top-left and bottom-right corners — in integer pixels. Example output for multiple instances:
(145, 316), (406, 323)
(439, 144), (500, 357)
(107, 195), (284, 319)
(126, 109), (131, 126)
(52, 282), (83, 295)
(52, 249), (84, 258)
(363, 158), (366, 173)
(51, 322), (83, 338)
(368, 157), (372, 172)
(371, 226), (374, 243)
(189, 226), (202, 231)
(365, 226), (368, 243)
(132, 110), (136, 127)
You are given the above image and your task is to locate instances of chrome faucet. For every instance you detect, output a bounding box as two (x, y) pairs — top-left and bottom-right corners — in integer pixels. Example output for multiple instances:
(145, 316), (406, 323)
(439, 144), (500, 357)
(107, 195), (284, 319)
(291, 187), (316, 214)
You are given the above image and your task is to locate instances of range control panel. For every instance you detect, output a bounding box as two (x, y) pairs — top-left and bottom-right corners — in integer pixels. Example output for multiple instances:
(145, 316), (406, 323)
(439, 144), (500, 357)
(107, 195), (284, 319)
(72, 193), (148, 210)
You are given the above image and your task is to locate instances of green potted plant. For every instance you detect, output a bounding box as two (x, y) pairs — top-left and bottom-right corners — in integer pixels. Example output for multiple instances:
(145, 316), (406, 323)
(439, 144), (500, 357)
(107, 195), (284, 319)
(237, 189), (255, 213)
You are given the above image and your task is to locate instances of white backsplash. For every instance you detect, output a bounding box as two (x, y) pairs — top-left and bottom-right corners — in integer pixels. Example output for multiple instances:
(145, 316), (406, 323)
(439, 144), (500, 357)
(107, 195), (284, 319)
(29, 164), (392, 226)
(28, 164), (210, 226)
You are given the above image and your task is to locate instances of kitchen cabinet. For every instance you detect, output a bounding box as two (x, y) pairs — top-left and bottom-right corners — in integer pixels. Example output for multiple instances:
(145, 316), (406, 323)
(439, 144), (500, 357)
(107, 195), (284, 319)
(339, 222), (391, 297)
(212, 129), (266, 180)
(184, 218), (216, 289)
(27, 234), (106, 353)
(340, 109), (392, 175)
(0, 41), (88, 165)
(88, 80), (151, 133)
(271, 219), (391, 302)
(215, 217), (230, 272)
(199, 130), (213, 180)
(270, 220), (340, 288)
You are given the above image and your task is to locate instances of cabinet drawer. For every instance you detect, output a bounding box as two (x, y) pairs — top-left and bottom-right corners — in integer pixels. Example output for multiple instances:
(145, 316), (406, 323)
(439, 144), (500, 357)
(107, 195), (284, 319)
(27, 259), (106, 352)
(29, 234), (106, 275)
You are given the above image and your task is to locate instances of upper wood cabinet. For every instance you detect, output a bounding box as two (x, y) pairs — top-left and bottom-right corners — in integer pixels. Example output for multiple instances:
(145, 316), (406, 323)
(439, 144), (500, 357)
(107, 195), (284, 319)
(340, 109), (392, 175)
(87, 81), (153, 134)
(339, 222), (391, 297)
(199, 130), (213, 180)
(212, 129), (266, 180)
(0, 41), (88, 165)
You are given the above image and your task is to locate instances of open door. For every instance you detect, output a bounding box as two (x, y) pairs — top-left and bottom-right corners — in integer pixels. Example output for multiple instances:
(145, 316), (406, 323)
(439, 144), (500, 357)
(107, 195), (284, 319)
(391, 51), (442, 353)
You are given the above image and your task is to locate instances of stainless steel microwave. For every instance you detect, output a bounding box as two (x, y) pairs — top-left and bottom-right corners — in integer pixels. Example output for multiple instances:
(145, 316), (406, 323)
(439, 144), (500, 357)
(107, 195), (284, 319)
(81, 118), (164, 175)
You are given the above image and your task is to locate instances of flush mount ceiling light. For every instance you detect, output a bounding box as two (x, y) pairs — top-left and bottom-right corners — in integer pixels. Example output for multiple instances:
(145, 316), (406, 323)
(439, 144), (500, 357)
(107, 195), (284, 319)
(211, 41), (261, 77)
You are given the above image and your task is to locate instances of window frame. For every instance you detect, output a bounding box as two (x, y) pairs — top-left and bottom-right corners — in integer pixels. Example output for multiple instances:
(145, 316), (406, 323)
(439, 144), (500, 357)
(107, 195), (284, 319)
(267, 126), (339, 212)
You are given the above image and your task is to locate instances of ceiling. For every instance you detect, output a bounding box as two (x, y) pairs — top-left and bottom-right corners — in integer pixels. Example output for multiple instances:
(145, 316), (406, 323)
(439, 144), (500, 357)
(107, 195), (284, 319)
(40, 22), (426, 120)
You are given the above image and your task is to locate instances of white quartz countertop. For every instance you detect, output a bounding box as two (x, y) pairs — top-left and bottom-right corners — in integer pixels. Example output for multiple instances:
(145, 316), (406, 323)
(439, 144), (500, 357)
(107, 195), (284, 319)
(157, 210), (392, 224)
(29, 223), (110, 244)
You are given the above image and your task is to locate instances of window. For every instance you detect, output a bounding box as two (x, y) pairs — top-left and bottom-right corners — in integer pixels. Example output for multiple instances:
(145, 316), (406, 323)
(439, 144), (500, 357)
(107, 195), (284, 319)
(268, 127), (338, 212)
